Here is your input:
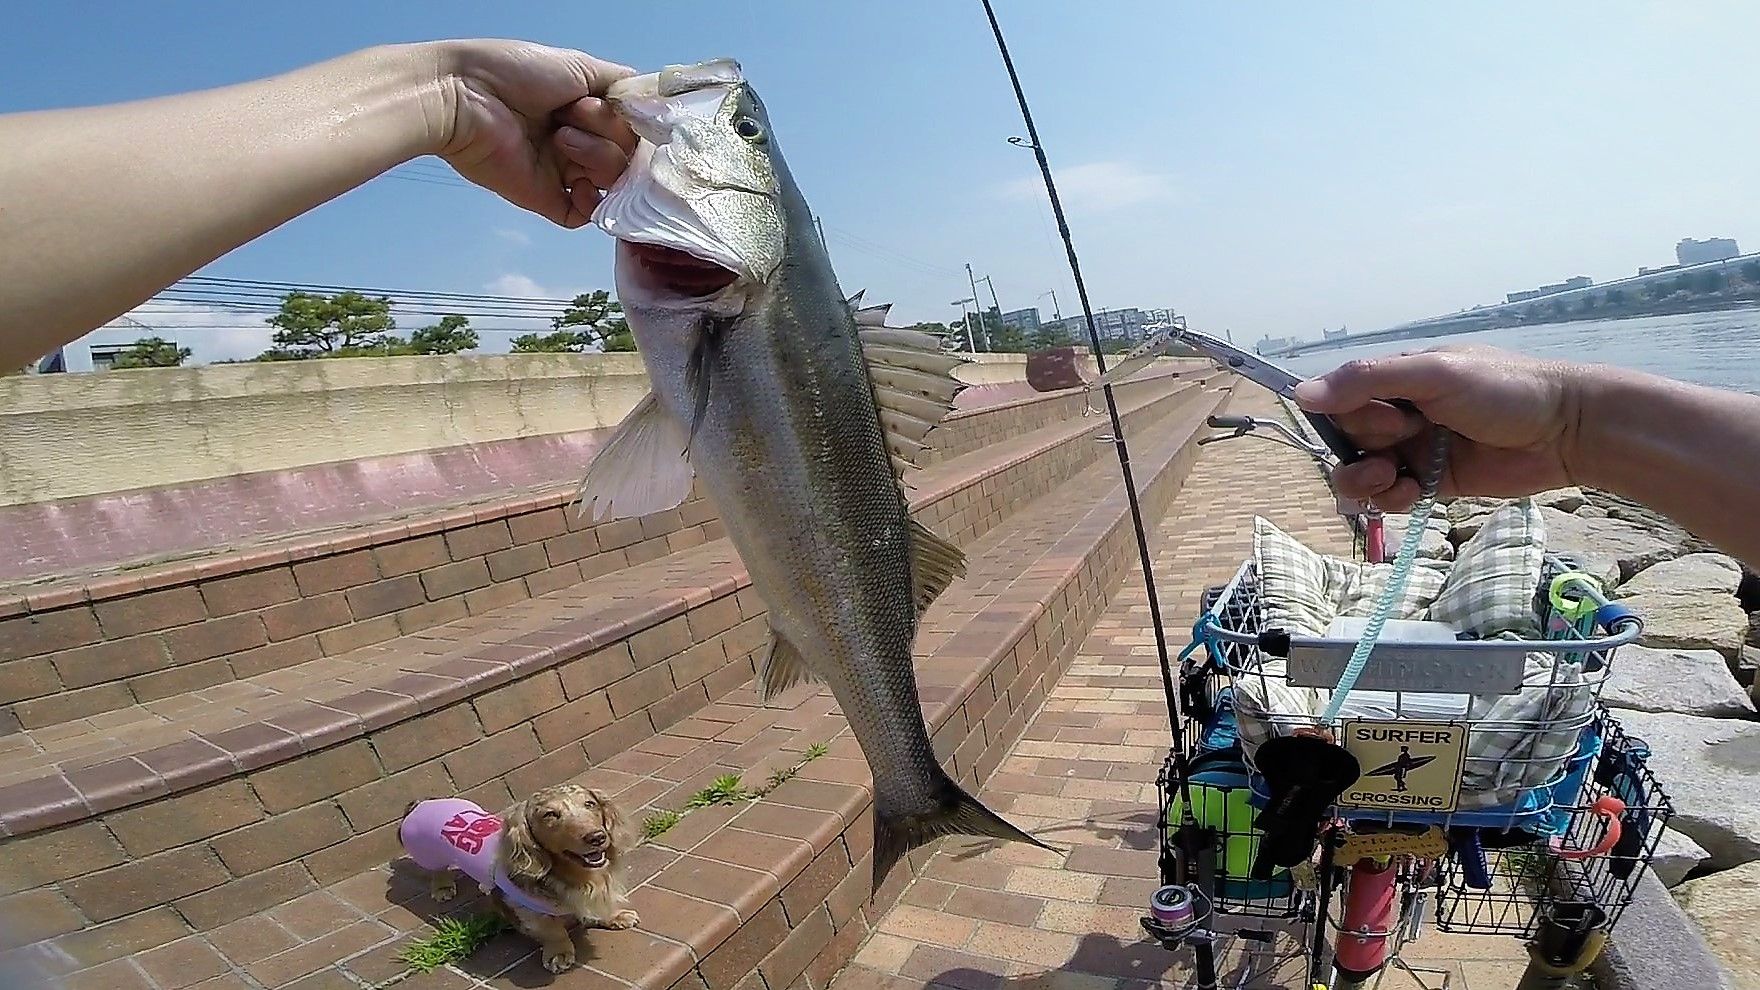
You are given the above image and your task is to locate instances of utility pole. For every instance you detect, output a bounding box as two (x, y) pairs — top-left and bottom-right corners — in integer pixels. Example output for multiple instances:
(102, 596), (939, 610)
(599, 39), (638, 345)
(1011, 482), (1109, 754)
(965, 263), (987, 351)
(813, 215), (828, 253)
(976, 274), (1007, 347)
(1047, 288), (1062, 322)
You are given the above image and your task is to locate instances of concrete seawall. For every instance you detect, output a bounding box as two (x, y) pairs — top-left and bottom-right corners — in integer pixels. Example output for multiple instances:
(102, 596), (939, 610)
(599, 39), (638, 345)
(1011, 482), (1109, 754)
(0, 352), (1044, 507)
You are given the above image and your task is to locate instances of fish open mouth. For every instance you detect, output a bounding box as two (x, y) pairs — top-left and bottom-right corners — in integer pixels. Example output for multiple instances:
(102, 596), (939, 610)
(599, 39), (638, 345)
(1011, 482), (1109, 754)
(625, 242), (741, 296)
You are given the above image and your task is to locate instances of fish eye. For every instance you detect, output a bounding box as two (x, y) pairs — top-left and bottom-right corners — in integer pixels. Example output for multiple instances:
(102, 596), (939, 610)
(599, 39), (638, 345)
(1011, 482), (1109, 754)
(540, 808), (562, 822)
(734, 117), (765, 142)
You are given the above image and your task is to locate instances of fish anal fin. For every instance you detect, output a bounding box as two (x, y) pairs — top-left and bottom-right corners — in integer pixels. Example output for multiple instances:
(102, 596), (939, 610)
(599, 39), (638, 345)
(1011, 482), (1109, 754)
(871, 776), (1054, 896)
(571, 392), (694, 524)
(909, 519), (966, 614)
(755, 634), (818, 705)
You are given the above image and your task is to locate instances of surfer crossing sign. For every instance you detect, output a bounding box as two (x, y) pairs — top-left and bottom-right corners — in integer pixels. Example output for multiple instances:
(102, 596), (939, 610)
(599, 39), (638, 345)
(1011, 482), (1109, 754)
(1338, 720), (1467, 813)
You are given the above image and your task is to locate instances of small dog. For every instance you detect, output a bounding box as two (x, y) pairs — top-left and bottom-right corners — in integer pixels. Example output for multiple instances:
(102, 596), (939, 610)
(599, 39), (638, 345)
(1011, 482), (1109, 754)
(400, 784), (639, 973)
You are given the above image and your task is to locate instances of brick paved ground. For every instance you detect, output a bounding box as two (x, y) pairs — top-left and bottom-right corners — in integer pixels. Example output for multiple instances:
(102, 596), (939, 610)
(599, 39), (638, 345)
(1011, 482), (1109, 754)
(833, 392), (1536, 990)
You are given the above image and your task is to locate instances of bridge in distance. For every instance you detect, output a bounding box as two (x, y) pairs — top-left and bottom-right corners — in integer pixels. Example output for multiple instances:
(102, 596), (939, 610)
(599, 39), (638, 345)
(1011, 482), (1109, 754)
(1267, 250), (1760, 359)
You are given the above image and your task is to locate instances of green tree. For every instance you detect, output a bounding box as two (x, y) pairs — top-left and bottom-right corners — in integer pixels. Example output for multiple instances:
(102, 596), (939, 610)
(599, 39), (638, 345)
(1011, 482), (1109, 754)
(1603, 288), (1627, 307)
(527, 290), (633, 352)
(1029, 323), (1073, 350)
(1697, 269), (1727, 293)
(263, 291), (395, 358)
(405, 315), (479, 355)
(1741, 260), (1760, 285)
(110, 336), (192, 369)
(509, 329), (591, 353)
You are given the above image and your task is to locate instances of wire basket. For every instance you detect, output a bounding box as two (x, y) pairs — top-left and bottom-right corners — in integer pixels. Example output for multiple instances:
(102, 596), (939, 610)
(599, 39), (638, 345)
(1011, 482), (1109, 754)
(1432, 708), (1675, 936)
(1192, 557), (1641, 830)
(1155, 562), (1671, 936)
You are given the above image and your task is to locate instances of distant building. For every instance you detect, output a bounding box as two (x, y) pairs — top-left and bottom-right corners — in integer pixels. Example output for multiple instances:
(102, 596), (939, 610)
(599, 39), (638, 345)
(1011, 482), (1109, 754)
(1255, 335), (1293, 355)
(1639, 264), (1682, 276)
(1537, 275), (1593, 295)
(1677, 237), (1739, 266)
(89, 344), (138, 371)
(999, 307), (1041, 332)
(1322, 327), (1349, 340)
(1506, 275), (1591, 304)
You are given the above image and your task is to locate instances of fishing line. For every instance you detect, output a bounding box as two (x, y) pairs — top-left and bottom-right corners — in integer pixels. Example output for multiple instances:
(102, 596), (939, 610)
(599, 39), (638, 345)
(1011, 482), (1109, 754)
(975, 0), (1183, 747)
(977, 13), (1221, 984)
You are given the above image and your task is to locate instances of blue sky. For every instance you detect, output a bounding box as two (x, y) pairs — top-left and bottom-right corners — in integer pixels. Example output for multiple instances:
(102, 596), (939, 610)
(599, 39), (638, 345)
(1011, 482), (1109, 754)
(8, 2), (1760, 365)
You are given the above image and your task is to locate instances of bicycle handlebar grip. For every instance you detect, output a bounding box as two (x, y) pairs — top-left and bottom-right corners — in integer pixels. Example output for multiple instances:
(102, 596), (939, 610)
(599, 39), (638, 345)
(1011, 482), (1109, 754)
(1206, 415), (1254, 430)
(1555, 796), (1627, 861)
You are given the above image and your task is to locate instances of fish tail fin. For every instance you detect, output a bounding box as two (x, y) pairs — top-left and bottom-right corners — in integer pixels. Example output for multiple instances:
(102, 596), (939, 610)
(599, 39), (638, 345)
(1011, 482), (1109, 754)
(871, 775), (1054, 895)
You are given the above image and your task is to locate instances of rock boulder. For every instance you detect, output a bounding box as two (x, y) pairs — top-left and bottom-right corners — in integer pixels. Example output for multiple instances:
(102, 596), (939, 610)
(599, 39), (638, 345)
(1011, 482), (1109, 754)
(1621, 553), (1745, 597)
(1381, 512), (1453, 562)
(1444, 497), (1504, 545)
(1612, 710), (1760, 871)
(1603, 644), (1755, 718)
(1654, 827), (1713, 888)
(1539, 507), (1680, 589)
(1620, 590), (1751, 661)
(1674, 862), (1760, 990)
(1535, 486), (1587, 513)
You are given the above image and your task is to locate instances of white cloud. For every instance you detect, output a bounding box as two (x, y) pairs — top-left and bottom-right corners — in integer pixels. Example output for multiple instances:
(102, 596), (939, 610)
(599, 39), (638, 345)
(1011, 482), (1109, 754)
(494, 228), (532, 246)
(994, 160), (1178, 213)
(486, 273), (550, 298)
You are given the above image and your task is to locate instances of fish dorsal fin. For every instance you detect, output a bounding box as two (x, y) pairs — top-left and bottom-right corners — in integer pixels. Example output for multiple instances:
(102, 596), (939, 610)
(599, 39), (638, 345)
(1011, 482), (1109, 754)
(845, 289), (866, 309)
(756, 634), (818, 704)
(853, 303), (892, 327)
(571, 391), (696, 523)
(860, 320), (970, 476)
(909, 518), (966, 614)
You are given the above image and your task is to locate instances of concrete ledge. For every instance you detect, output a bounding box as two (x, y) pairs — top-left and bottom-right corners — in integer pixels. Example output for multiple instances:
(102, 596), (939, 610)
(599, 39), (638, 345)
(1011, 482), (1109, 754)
(0, 353), (653, 507)
(1594, 872), (1737, 990)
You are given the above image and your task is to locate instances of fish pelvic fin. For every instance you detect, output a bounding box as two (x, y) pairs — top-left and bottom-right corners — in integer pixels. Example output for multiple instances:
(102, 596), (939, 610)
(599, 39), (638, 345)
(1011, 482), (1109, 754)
(755, 634), (818, 705)
(908, 518), (966, 614)
(871, 775), (1054, 895)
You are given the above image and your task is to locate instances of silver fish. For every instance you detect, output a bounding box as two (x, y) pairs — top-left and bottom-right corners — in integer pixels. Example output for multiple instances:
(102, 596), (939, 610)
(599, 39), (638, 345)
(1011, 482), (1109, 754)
(578, 58), (1049, 892)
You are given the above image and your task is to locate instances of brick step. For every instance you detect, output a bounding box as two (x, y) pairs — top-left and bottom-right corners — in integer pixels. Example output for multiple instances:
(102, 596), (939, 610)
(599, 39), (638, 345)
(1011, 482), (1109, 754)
(0, 368), (1208, 734)
(0, 373), (1206, 818)
(191, 385), (1226, 990)
(0, 381), (1222, 979)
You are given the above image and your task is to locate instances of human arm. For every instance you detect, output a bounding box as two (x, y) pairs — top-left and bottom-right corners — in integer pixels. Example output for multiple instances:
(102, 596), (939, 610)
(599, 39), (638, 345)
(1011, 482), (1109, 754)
(1292, 345), (1760, 569)
(0, 40), (637, 371)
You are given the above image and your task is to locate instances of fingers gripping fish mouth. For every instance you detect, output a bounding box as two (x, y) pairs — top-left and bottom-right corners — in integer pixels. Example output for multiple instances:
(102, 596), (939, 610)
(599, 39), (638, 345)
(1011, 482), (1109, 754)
(591, 58), (785, 300)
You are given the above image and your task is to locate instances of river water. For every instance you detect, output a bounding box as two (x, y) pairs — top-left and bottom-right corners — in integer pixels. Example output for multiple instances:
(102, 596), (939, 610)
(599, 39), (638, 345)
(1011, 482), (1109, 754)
(1280, 307), (1760, 396)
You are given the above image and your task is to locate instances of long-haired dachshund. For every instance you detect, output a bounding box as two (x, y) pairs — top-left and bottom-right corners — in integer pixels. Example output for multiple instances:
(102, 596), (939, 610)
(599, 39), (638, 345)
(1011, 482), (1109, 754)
(400, 784), (639, 972)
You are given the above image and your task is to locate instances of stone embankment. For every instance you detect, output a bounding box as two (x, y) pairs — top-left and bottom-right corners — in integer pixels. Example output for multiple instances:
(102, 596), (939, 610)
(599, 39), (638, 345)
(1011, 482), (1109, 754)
(1438, 487), (1760, 984)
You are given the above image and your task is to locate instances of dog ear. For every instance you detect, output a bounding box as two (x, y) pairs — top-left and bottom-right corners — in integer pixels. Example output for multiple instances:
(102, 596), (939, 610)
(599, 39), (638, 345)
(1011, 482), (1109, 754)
(498, 796), (554, 890)
(591, 789), (636, 852)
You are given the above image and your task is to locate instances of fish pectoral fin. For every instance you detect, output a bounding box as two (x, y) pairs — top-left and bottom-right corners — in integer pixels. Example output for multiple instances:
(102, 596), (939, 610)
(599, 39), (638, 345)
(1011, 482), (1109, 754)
(860, 322), (971, 476)
(909, 519), (967, 614)
(755, 634), (818, 704)
(571, 391), (695, 524)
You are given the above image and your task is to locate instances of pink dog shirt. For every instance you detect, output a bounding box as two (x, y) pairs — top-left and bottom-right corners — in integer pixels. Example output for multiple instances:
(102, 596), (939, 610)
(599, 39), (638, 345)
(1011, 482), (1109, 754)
(399, 797), (566, 916)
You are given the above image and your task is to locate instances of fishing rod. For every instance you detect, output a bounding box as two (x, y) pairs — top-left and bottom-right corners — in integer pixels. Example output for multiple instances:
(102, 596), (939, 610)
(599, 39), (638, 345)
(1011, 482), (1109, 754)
(974, 6), (1221, 987)
(973, 0), (1181, 741)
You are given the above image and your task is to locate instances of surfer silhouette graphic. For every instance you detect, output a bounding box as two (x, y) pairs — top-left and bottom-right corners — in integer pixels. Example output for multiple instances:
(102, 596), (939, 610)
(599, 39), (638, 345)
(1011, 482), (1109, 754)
(1365, 745), (1436, 792)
